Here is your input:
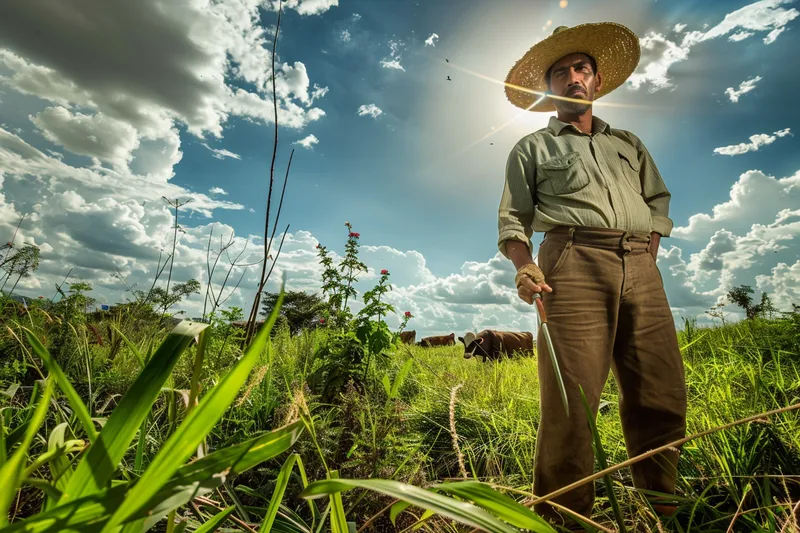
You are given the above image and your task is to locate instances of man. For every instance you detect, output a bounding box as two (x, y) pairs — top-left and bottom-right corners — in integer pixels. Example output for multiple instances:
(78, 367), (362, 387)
(498, 22), (688, 531)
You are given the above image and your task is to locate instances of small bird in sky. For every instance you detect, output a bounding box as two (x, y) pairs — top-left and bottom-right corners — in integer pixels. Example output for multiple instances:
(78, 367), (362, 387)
(490, 142), (494, 145)
(445, 58), (449, 62)
(446, 75), (452, 81)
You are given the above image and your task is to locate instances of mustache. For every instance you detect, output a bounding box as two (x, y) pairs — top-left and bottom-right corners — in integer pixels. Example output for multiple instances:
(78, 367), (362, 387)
(564, 86), (587, 96)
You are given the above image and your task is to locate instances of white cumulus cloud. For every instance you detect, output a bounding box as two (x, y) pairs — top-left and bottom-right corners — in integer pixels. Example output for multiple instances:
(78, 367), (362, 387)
(199, 142), (241, 160)
(425, 33), (439, 46)
(728, 30), (754, 41)
(713, 128), (791, 156)
(357, 104), (383, 119)
(629, 0), (798, 92)
(725, 75), (762, 102)
(380, 40), (405, 71)
(293, 134), (319, 149)
(265, 0), (338, 16)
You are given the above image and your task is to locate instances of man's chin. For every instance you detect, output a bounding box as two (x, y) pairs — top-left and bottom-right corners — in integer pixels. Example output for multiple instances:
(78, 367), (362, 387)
(554, 99), (592, 115)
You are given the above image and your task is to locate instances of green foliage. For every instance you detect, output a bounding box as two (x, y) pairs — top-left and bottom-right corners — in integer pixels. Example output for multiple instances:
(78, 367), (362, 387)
(0, 244), (41, 296)
(2, 236), (798, 533)
(140, 278), (201, 315)
(262, 290), (326, 335)
(307, 329), (366, 402)
(727, 284), (779, 320)
(309, 224), (407, 404)
(358, 269), (394, 324)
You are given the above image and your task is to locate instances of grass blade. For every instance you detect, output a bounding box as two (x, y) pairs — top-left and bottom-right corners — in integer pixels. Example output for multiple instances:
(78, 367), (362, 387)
(579, 385), (626, 533)
(23, 328), (98, 443)
(5, 422), (303, 533)
(60, 320), (209, 504)
(0, 378), (54, 528)
(260, 454), (300, 532)
(390, 359), (414, 399)
(299, 478), (519, 533)
(328, 471), (348, 533)
(432, 481), (556, 532)
(99, 290), (285, 532)
(109, 324), (145, 369)
(196, 507), (235, 533)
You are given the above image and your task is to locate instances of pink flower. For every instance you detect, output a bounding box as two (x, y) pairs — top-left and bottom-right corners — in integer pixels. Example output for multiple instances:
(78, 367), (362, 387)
(381, 269), (389, 275)
(404, 311), (412, 317)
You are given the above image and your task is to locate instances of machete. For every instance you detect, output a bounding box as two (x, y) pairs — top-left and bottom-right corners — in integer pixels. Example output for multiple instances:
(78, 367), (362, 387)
(533, 292), (569, 417)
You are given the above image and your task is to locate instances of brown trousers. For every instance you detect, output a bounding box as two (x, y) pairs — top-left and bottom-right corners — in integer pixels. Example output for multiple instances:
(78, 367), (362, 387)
(533, 226), (687, 529)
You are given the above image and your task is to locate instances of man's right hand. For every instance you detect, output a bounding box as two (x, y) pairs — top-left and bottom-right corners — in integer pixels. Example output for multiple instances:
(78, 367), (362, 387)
(514, 263), (553, 304)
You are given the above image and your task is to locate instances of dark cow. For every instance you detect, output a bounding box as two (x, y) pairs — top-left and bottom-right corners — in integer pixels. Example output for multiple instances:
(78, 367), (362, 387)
(458, 330), (534, 361)
(399, 330), (416, 344)
(418, 333), (456, 347)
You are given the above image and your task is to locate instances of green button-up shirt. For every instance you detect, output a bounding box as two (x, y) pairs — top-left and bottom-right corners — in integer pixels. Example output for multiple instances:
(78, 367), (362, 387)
(497, 115), (673, 258)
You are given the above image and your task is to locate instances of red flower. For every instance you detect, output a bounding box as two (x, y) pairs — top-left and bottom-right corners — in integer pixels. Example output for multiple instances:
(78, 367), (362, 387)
(349, 232), (360, 238)
(319, 318), (326, 324)
(38, 296), (44, 299)
(404, 311), (412, 317)
(381, 269), (389, 275)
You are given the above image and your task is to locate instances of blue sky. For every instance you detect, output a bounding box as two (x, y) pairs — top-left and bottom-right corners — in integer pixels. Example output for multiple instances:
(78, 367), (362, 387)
(0, 0), (798, 338)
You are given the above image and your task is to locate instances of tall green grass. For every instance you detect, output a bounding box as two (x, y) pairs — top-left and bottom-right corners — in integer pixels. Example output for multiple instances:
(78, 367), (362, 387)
(2, 301), (799, 532)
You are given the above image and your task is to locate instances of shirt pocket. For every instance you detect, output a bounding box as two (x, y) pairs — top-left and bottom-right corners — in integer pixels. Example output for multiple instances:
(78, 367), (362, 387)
(617, 149), (642, 194)
(538, 151), (589, 195)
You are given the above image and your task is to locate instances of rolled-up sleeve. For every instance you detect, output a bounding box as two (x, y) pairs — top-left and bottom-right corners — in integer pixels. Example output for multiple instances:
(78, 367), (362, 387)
(498, 141), (536, 258)
(633, 134), (673, 237)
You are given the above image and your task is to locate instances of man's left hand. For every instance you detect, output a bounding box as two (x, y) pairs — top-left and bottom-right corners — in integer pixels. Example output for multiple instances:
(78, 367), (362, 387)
(649, 232), (661, 262)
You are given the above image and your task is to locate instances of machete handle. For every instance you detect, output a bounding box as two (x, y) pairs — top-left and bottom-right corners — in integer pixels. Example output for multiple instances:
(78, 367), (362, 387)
(532, 293), (547, 322)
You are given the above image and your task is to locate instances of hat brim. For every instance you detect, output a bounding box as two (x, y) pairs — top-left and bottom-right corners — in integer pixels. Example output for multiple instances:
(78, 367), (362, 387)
(504, 22), (640, 112)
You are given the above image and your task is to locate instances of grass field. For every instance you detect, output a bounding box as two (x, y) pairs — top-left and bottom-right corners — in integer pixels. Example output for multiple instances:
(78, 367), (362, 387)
(1, 297), (799, 532)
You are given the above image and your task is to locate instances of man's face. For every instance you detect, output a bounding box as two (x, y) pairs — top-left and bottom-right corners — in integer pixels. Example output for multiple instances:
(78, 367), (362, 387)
(547, 53), (602, 115)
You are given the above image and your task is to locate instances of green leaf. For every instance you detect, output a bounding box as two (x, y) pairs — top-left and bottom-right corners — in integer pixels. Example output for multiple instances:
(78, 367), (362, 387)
(260, 454), (299, 532)
(390, 359), (413, 399)
(60, 320), (209, 504)
(46, 422), (75, 498)
(0, 378), (54, 528)
(299, 479), (519, 533)
(195, 507), (235, 533)
(4, 422), (303, 533)
(109, 324), (145, 369)
(327, 471), (348, 533)
(23, 329), (98, 443)
(23, 478), (63, 503)
(432, 481), (556, 532)
(579, 386), (626, 533)
(99, 290), (285, 532)
(381, 375), (391, 398)
(389, 501), (411, 526)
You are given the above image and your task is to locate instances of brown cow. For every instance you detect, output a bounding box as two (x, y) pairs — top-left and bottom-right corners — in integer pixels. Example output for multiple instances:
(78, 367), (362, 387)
(458, 330), (533, 361)
(399, 330), (416, 344)
(417, 333), (455, 347)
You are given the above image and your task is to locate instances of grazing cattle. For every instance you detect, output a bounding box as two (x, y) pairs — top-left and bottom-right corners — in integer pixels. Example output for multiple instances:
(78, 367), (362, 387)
(399, 330), (416, 344)
(458, 330), (534, 362)
(418, 333), (455, 347)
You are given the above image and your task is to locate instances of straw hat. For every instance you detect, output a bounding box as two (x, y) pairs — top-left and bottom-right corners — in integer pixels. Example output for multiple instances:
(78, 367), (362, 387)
(504, 22), (641, 112)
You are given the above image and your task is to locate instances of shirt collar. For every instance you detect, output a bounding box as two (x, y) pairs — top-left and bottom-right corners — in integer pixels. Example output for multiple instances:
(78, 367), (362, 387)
(548, 115), (611, 136)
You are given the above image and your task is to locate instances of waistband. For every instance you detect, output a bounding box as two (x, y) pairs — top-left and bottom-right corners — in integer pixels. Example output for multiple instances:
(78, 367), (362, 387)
(545, 226), (651, 251)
